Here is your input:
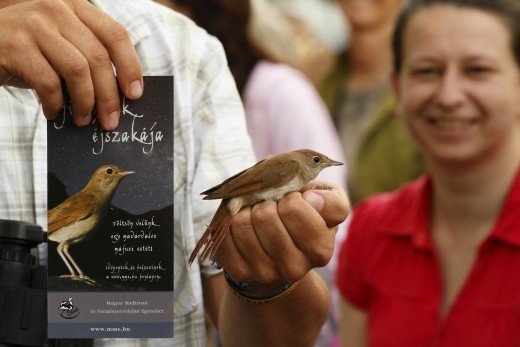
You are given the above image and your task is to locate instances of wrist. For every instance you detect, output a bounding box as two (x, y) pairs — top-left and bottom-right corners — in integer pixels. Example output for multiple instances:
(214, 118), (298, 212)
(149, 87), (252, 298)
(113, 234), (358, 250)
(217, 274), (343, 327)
(224, 271), (299, 304)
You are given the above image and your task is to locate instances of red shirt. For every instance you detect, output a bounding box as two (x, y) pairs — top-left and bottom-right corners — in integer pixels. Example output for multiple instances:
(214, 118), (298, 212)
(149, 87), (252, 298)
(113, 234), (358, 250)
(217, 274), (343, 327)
(336, 170), (520, 347)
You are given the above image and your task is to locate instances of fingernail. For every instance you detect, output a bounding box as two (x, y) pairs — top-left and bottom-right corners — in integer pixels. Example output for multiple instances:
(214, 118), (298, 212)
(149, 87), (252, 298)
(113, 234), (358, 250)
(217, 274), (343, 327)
(130, 80), (143, 99)
(108, 110), (119, 130)
(78, 112), (92, 126)
(305, 192), (324, 212)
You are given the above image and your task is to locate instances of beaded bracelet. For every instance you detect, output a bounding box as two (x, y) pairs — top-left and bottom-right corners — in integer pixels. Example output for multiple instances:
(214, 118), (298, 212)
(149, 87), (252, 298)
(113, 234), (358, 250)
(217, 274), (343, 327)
(224, 271), (299, 304)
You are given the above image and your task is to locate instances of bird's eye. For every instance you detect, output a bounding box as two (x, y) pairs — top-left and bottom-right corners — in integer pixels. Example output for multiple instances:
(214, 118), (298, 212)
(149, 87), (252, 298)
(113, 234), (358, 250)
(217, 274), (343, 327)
(313, 156), (321, 164)
(106, 168), (113, 175)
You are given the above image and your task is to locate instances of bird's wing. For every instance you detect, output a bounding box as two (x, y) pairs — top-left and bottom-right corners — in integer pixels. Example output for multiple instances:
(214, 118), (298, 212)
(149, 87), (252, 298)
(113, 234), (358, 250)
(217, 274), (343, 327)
(47, 193), (98, 233)
(201, 159), (266, 197)
(202, 157), (301, 199)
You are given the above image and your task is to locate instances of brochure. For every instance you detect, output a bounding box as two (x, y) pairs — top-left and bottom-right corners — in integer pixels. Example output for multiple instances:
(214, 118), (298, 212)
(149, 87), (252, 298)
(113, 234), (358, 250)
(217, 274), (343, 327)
(47, 76), (174, 338)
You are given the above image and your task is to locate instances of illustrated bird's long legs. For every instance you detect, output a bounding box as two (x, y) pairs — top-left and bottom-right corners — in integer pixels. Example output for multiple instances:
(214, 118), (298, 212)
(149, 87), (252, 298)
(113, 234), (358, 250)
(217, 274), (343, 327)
(62, 243), (96, 285)
(57, 242), (77, 277)
(61, 243), (96, 286)
(62, 243), (85, 278)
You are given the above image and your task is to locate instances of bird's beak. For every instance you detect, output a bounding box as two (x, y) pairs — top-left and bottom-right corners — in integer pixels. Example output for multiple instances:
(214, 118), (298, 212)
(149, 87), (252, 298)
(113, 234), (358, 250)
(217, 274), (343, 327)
(119, 171), (135, 177)
(326, 160), (343, 167)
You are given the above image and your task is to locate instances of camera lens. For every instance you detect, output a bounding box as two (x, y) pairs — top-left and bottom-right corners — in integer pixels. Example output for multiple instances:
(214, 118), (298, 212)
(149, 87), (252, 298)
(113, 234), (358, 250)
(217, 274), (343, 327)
(0, 220), (46, 346)
(0, 220), (44, 287)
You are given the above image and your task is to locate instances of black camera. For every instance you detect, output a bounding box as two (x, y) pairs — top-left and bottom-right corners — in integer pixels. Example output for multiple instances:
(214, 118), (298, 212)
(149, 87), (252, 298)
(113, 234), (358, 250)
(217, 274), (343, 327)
(0, 219), (46, 347)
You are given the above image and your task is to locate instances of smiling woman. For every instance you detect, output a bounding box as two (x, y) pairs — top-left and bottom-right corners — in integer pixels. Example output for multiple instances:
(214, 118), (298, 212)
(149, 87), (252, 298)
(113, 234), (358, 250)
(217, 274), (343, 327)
(336, 0), (520, 346)
(394, 3), (520, 166)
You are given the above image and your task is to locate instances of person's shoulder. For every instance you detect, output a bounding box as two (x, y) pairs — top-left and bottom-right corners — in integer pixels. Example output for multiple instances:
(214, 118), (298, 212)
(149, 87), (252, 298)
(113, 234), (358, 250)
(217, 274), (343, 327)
(253, 60), (311, 87)
(93, 0), (214, 46)
(93, 0), (228, 81)
(245, 60), (317, 105)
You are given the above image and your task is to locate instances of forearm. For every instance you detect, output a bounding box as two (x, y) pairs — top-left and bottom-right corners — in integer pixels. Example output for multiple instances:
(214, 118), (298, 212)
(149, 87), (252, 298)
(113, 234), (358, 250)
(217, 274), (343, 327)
(219, 270), (331, 347)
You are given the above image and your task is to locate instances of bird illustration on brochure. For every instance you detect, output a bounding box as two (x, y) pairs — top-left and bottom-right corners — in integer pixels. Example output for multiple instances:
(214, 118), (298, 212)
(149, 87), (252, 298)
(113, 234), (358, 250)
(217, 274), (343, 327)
(47, 76), (174, 339)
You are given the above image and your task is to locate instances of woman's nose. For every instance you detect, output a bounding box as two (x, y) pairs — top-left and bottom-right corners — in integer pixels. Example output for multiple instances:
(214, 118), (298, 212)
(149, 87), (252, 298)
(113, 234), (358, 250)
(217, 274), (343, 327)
(434, 67), (466, 109)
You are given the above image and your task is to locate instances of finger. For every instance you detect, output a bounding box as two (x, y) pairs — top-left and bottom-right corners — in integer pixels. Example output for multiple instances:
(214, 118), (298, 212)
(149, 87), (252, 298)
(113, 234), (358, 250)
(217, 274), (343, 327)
(301, 181), (350, 228)
(214, 225), (252, 282)
(50, 2), (120, 130)
(278, 192), (336, 268)
(229, 207), (279, 284)
(73, 0), (143, 100)
(251, 200), (311, 282)
(37, 34), (94, 126)
(13, 50), (63, 118)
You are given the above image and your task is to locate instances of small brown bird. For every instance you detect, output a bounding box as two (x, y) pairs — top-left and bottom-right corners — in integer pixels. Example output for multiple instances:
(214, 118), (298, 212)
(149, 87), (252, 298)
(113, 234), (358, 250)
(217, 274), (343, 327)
(189, 149), (343, 265)
(48, 164), (134, 282)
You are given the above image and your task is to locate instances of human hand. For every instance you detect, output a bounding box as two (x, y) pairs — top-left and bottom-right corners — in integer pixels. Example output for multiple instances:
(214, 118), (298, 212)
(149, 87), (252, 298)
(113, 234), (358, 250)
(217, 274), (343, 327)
(215, 180), (349, 291)
(0, 0), (143, 130)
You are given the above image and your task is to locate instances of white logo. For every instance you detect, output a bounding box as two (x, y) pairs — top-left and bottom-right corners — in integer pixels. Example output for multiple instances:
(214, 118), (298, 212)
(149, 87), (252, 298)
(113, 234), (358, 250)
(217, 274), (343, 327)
(59, 298), (80, 319)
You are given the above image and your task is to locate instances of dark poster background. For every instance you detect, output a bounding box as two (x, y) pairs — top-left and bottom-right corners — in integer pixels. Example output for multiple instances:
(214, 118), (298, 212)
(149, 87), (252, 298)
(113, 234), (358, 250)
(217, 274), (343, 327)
(47, 76), (173, 291)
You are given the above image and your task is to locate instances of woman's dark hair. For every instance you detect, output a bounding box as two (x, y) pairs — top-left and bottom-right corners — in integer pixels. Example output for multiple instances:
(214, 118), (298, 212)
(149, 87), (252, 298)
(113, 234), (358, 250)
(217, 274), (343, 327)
(392, 0), (520, 73)
(173, 0), (265, 95)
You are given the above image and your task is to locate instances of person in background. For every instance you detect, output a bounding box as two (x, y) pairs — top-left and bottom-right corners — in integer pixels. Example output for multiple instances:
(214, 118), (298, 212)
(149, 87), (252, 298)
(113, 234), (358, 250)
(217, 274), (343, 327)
(162, 1), (348, 346)
(268, 0), (350, 83)
(0, 0), (350, 346)
(169, 0), (346, 187)
(320, 0), (424, 205)
(337, 0), (520, 345)
(248, 0), (339, 84)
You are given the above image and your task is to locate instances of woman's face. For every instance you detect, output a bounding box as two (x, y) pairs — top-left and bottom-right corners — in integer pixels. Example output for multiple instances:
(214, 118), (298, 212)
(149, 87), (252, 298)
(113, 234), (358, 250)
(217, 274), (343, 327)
(338, 0), (403, 30)
(394, 5), (520, 166)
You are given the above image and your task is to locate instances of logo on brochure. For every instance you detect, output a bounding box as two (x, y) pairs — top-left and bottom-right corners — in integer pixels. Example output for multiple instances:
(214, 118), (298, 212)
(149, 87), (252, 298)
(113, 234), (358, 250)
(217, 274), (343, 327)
(58, 298), (80, 319)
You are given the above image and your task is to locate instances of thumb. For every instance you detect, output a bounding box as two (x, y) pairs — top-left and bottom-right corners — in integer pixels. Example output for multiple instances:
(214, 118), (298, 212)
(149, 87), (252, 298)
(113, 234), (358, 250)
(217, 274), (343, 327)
(302, 189), (349, 228)
(303, 192), (324, 212)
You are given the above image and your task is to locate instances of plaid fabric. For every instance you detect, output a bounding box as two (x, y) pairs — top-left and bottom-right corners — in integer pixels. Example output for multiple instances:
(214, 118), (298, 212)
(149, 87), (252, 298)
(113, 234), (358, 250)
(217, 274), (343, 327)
(0, 87), (45, 225)
(0, 0), (255, 345)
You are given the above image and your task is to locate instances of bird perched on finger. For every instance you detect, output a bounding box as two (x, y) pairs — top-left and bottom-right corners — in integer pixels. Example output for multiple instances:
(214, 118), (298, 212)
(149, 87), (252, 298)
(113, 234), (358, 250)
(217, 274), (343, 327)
(189, 149), (343, 265)
(48, 164), (134, 283)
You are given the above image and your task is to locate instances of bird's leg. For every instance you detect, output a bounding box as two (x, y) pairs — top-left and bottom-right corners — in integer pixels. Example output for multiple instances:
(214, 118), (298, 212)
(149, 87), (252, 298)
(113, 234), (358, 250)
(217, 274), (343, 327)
(62, 243), (95, 285)
(57, 242), (78, 278)
(315, 186), (332, 191)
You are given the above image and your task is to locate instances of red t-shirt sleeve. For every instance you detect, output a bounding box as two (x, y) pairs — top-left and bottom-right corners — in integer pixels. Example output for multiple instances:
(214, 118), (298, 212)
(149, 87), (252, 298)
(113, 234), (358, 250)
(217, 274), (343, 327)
(335, 206), (371, 310)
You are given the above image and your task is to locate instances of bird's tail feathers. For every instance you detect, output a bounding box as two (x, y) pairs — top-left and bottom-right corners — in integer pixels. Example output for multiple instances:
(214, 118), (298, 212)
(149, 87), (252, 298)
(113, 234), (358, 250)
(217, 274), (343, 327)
(188, 201), (232, 265)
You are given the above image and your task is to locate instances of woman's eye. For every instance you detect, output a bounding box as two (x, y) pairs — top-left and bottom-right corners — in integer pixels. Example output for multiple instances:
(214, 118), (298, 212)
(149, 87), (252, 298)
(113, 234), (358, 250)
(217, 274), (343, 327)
(467, 66), (492, 75)
(413, 67), (439, 76)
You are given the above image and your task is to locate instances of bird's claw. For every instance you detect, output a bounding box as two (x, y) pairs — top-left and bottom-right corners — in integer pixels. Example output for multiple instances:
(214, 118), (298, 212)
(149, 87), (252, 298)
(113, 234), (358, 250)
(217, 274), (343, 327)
(79, 276), (97, 286)
(59, 274), (97, 286)
(59, 274), (79, 280)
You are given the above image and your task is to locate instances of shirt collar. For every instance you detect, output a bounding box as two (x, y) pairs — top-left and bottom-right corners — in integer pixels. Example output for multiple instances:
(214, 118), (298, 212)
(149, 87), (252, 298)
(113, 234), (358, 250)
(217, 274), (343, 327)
(488, 167), (520, 247)
(380, 168), (520, 250)
(379, 175), (434, 251)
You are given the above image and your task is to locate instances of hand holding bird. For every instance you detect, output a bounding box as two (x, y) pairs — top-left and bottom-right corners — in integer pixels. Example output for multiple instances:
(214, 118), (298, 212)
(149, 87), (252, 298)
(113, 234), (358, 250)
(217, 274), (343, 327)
(215, 179), (348, 289)
(189, 149), (349, 285)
